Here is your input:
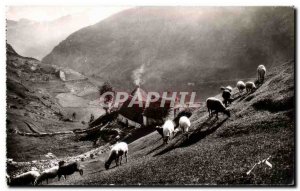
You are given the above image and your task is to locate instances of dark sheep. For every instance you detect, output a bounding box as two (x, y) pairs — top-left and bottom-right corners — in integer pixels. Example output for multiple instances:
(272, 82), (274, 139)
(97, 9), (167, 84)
(222, 89), (232, 107)
(206, 97), (230, 119)
(57, 161), (83, 181)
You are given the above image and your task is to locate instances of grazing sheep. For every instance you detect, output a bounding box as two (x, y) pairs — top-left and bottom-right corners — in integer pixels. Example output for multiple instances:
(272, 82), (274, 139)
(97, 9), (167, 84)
(34, 166), (59, 185)
(7, 170), (40, 186)
(179, 116), (191, 134)
(206, 97), (230, 119)
(105, 142), (128, 170)
(222, 89), (232, 107)
(236, 81), (246, 93)
(57, 161), (83, 181)
(257, 65), (266, 83)
(162, 120), (175, 144)
(245, 81), (256, 93)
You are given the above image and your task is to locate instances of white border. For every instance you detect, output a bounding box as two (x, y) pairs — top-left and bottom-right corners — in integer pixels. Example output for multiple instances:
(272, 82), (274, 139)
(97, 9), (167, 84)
(1, 0), (298, 191)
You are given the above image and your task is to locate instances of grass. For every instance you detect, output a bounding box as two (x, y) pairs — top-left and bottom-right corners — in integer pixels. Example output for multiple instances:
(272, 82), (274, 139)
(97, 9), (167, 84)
(50, 61), (294, 186)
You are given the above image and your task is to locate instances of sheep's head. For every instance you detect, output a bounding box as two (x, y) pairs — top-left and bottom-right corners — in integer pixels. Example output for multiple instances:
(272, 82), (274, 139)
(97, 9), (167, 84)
(155, 126), (164, 137)
(79, 169), (83, 176)
(163, 136), (169, 144)
(58, 160), (65, 167)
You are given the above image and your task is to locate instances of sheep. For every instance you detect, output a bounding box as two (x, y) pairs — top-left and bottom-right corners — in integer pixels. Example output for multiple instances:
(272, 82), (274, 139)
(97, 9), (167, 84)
(7, 170), (40, 186)
(156, 120), (175, 144)
(257, 65), (266, 84)
(162, 120), (175, 144)
(105, 142), (128, 170)
(179, 116), (191, 134)
(222, 89), (232, 107)
(34, 166), (59, 185)
(236, 81), (246, 93)
(206, 97), (230, 119)
(245, 81), (256, 93)
(57, 161), (83, 181)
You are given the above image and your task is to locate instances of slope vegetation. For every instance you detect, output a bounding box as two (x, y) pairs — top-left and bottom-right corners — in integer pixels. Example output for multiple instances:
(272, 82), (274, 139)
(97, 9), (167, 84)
(6, 44), (93, 163)
(52, 61), (294, 185)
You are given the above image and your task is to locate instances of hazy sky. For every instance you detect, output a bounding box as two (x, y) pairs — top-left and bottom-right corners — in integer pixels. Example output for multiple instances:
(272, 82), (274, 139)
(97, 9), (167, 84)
(6, 6), (132, 23)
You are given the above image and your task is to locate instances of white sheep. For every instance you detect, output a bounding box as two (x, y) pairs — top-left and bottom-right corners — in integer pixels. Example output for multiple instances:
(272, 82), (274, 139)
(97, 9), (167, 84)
(34, 166), (59, 185)
(257, 65), (266, 84)
(236, 81), (246, 93)
(57, 161), (83, 181)
(245, 81), (256, 93)
(179, 116), (191, 134)
(105, 142), (128, 170)
(206, 97), (230, 119)
(7, 170), (40, 186)
(162, 120), (175, 144)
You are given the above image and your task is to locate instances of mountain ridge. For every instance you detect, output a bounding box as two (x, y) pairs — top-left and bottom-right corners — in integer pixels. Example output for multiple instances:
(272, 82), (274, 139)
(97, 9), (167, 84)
(42, 7), (294, 100)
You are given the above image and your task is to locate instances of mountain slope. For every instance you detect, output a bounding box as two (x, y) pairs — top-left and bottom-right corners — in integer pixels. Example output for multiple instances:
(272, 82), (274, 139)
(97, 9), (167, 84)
(51, 61), (294, 185)
(6, 44), (94, 162)
(42, 7), (294, 99)
(6, 43), (149, 175)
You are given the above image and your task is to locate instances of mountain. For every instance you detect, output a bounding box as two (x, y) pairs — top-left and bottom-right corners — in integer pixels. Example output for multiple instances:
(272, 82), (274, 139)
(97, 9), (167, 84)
(6, 43), (106, 163)
(6, 43), (151, 174)
(6, 14), (95, 60)
(42, 7), (294, 100)
(52, 60), (295, 185)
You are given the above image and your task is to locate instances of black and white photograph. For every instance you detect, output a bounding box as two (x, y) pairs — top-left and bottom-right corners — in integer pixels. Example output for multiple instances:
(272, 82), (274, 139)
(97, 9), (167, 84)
(4, 3), (295, 187)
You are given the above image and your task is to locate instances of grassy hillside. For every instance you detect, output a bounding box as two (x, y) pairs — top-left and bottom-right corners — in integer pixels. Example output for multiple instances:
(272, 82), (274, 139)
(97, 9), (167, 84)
(6, 43), (147, 174)
(42, 7), (294, 99)
(6, 44), (94, 162)
(51, 61), (294, 185)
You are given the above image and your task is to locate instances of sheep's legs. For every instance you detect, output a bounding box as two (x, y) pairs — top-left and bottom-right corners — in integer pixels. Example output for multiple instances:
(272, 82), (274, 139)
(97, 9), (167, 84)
(125, 152), (128, 163)
(115, 157), (119, 166)
(120, 156), (123, 165)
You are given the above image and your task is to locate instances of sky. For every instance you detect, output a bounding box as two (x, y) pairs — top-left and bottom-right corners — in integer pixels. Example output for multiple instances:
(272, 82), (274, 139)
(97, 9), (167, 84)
(6, 6), (132, 23)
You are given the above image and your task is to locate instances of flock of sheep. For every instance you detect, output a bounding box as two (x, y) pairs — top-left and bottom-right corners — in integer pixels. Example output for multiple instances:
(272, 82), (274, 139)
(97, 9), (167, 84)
(154, 64), (266, 145)
(7, 65), (266, 186)
(6, 160), (83, 186)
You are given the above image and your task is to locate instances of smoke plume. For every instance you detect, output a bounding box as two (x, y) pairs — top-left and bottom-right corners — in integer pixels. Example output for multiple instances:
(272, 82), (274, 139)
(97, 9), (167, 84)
(132, 64), (145, 86)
